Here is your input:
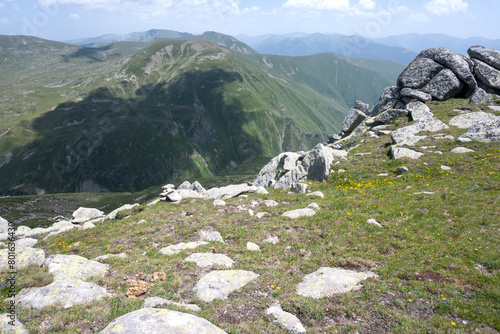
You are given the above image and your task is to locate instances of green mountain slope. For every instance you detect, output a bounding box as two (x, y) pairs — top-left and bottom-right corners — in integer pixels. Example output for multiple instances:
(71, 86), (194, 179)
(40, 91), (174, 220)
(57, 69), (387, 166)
(0, 37), (347, 195)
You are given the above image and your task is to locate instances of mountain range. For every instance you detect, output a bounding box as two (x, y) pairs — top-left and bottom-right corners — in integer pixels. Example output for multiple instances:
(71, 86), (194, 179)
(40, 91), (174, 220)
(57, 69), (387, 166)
(0, 32), (403, 195)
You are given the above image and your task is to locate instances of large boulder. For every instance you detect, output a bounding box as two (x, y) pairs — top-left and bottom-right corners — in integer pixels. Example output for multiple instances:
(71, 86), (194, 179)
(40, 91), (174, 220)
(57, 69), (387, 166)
(0, 247), (45, 270)
(468, 45), (500, 71)
(391, 117), (449, 145)
(390, 147), (424, 160)
(42, 254), (109, 281)
(406, 101), (433, 121)
(72, 207), (104, 223)
(341, 108), (367, 133)
(106, 203), (139, 220)
(398, 58), (444, 89)
(469, 87), (494, 105)
(193, 270), (259, 302)
(417, 48), (477, 90)
(370, 86), (402, 116)
(400, 88), (432, 102)
(0, 314), (29, 334)
(367, 108), (408, 126)
(421, 69), (464, 101)
(473, 59), (500, 91)
(449, 112), (498, 129)
(458, 117), (500, 142)
(99, 308), (226, 334)
(302, 144), (336, 182)
(204, 183), (259, 200)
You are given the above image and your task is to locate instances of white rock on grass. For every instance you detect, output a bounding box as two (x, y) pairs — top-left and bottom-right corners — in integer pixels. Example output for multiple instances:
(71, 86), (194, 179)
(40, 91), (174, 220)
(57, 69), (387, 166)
(266, 304), (306, 334)
(262, 236), (279, 244)
(451, 147), (475, 153)
(205, 232), (224, 243)
(193, 270), (259, 302)
(106, 204), (139, 220)
(246, 242), (260, 251)
(306, 191), (324, 198)
(441, 165), (452, 171)
(449, 112), (498, 129)
(296, 267), (378, 298)
(264, 200), (279, 207)
(43, 254), (109, 281)
(0, 314), (29, 334)
(212, 199), (226, 207)
(308, 203), (320, 211)
(367, 219), (382, 227)
(93, 253), (127, 261)
(16, 226), (31, 236)
(72, 207), (104, 223)
(184, 253), (234, 268)
(160, 241), (209, 256)
(14, 280), (109, 309)
(256, 186), (269, 195)
(282, 208), (316, 219)
(390, 147), (424, 160)
(0, 216), (8, 233)
(82, 222), (96, 230)
(248, 209), (254, 217)
(256, 212), (267, 219)
(15, 238), (38, 249)
(99, 308), (226, 334)
(142, 297), (201, 312)
(0, 247), (45, 270)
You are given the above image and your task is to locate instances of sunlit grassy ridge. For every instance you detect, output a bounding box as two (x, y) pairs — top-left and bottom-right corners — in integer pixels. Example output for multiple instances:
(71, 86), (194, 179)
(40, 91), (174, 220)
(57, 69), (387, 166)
(2, 99), (498, 333)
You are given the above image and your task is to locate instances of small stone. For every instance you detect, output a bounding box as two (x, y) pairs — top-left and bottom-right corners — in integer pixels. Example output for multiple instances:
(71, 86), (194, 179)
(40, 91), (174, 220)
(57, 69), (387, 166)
(266, 304), (306, 333)
(282, 208), (316, 219)
(455, 138), (472, 143)
(184, 253), (234, 268)
(256, 186), (269, 195)
(205, 232), (224, 243)
(93, 253), (127, 261)
(308, 203), (320, 210)
(441, 165), (452, 171)
(142, 297), (201, 312)
(367, 219), (382, 227)
(212, 199), (226, 207)
(377, 173), (389, 176)
(16, 226), (31, 235)
(338, 169), (346, 173)
(256, 212), (267, 219)
(306, 191), (324, 198)
(248, 209), (254, 217)
(291, 182), (308, 194)
(262, 236), (279, 244)
(82, 222), (96, 230)
(264, 200), (279, 207)
(391, 147), (424, 160)
(160, 241), (209, 256)
(451, 147), (475, 153)
(246, 242), (260, 251)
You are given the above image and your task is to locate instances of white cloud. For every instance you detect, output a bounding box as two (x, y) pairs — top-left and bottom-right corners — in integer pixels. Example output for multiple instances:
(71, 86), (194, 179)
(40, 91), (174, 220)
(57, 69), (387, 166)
(69, 13), (81, 19)
(282, 0), (351, 11)
(357, 0), (375, 10)
(0, 16), (10, 24)
(425, 0), (468, 16)
(409, 12), (429, 22)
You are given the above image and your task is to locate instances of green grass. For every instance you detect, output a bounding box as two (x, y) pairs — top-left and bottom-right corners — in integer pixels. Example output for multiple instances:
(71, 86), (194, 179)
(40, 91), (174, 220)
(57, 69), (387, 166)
(2, 99), (498, 333)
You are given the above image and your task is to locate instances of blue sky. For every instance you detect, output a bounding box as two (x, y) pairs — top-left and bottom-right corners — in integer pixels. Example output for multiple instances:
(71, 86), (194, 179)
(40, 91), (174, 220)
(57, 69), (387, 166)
(0, 0), (499, 41)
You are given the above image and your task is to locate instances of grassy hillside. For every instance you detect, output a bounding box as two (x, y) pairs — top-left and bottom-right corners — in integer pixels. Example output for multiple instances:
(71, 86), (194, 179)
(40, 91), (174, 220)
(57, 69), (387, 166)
(2, 98), (498, 333)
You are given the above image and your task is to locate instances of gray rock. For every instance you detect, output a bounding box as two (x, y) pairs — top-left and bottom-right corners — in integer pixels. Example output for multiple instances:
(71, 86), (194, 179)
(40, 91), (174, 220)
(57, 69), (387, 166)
(468, 45), (500, 71)
(100, 308), (226, 334)
(296, 267), (378, 298)
(72, 207), (104, 223)
(0, 314), (29, 334)
(15, 280), (109, 309)
(417, 48), (477, 90)
(306, 191), (324, 198)
(246, 242), (260, 251)
(449, 112), (498, 128)
(391, 147), (424, 160)
(167, 190), (183, 203)
(469, 87), (494, 105)
(262, 236), (279, 244)
(398, 58), (444, 89)
(458, 117), (500, 142)
(205, 231), (224, 243)
(160, 241), (208, 256)
(177, 180), (192, 190)
(15, 238), (37, 249)
(184, 253), (234, 268)
(193, 270), (259, 302)
(0, 216), (8, 234)
(489, 106), (500, 112)
(176, 189), (205, 200)
(406, 101), (433, 121)
(367, 219), (382, 227)
(391, 117), (449, 145)
(264, 200), (279, 207)
(106, 204), (139, 220)
(473, 59), (500, 91)
(191, 181), (206, 193)
(354, 100), (370, 114)
(441, 165), (452, 171)
(451, 147), (475, 153)
(369, 108), (408, 125)
(212, 199), (226, 207)
(291, 182), (308, 194)
(282, 208), (316, 219)
(142, 297), (201, 312)
(256, 212), (267, 219)
(162, 184), (175, 190)
(266, 304), (306, 333)
(400, 88), (432, 102)
(16, 226), (31, 235)
(421, 69), (464, 101)
(274, 165), (307, 190)
(342, 108), (367, 133)
(308, 203), (321, 210)
(302, 144), (336, 182)
(256, 186), (269, 195)
(43, 254), (109, 281)
(0, 247), (45, 270)
(82, 221), (96, 230)
(205, 183), (259, 200)
(397, 166), (409, 175)
(93, 253), (127, 261)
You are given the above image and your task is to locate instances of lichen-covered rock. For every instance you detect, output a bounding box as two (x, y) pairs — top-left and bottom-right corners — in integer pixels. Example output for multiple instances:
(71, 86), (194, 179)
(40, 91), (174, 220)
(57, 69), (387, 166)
(72, 207), (104, 223)
(354, 100), (370, 114)
(100, 308), (226, 334)
(370, 86), (402, 116)
(368, 108), (408, 126)
(296, 267), (378, 298)
(193, 270), (259, 302)
(184, 253), (234, 268)
(449, 112), (498, 129)
(160, 241), (208, 256)
(42, 254), (108, 281)
(0, 247), (45, 270)
(473, 59), (500, 91)
(458, 117), (500, 142)
(398, 58), (444, 89)
(400, 88), (432, 102)
(341, 108), (367, 133)
(469, 87), (494, 105)
(468, 45), (500, 71)
(406, 100), (433, 121)
(391, 117), (449, 145)
(264, 200), (279, 207)
(0, 314), (29, 334)
(390, 147), (424, 160)
(417, 48), (477, 90)
(204, 183), (259, 200)
(142, 297), (201, 312)
(302, 144), (336, 182)
(267, 304), (306, 333)
(282, 208), (316, 219)
(273, 165), (307, 190)
(15, 280), (109, 309)
(421, 69), (464, 101)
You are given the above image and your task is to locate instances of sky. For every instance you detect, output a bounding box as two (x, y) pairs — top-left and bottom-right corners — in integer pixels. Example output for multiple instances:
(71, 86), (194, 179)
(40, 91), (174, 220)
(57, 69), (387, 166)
(0, 0), (499, 41)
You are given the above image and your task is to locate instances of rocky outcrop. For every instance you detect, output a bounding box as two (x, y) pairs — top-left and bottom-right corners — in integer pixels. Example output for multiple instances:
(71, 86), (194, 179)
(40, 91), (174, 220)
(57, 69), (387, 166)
(458, 117), (500, 142)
